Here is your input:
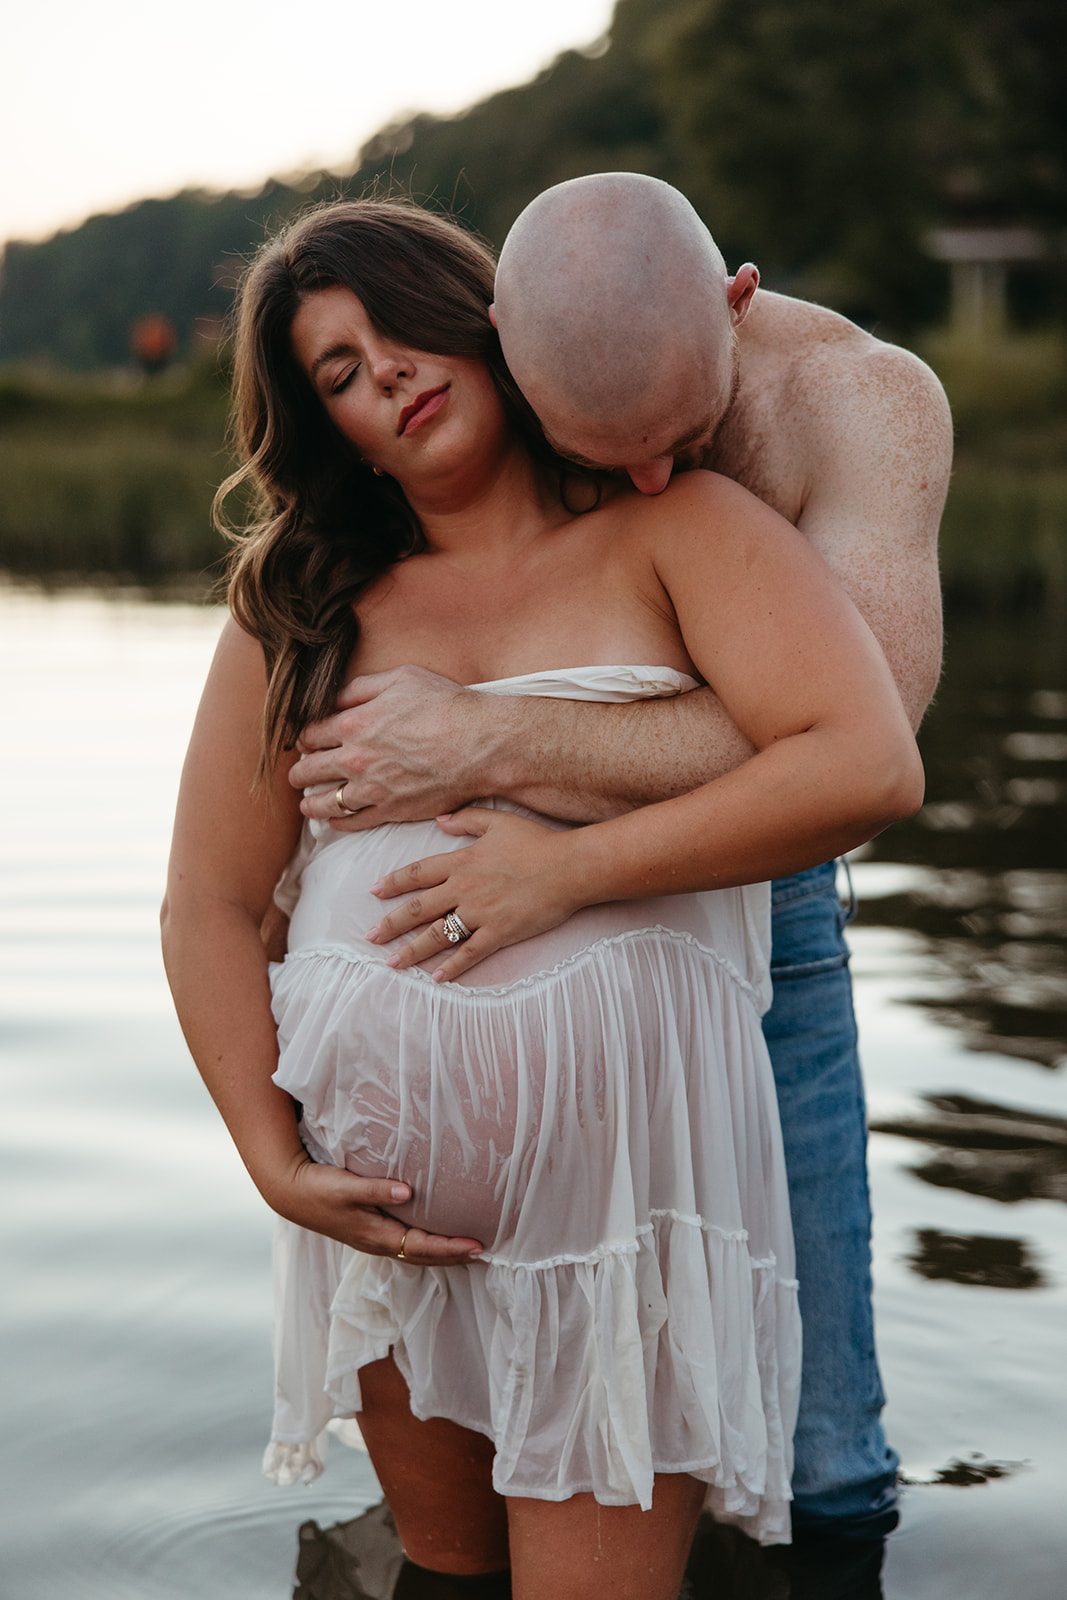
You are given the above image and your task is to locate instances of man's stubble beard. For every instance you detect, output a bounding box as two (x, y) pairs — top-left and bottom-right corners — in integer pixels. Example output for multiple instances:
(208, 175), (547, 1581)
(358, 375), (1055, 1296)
(696, 342), (742, 474)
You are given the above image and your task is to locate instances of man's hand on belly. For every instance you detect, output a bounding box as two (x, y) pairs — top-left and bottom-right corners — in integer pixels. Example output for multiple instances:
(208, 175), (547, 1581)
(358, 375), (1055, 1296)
(272, 1157), (484, 1264)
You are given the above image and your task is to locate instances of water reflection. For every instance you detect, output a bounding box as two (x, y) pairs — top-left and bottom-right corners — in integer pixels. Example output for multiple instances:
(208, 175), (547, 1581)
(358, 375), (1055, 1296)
(5, 591), (1066, 1600)
(291, 1507), (888, 1600)
(907, 1228), (1045, 1289)
(870, 1092), (1067, 1206)
(901, 1454), (1027, 1488)
(859, 616), (1067, 1074)
(859, 877), (1067, 1067)
(293, 1503), (404, 1599)
(685, 1517), (886, 1600)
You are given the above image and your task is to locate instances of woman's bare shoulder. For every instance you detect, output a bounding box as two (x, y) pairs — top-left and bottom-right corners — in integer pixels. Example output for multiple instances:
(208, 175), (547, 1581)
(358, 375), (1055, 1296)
(204, 612), (270, 692)
(611, 468), (795, 553)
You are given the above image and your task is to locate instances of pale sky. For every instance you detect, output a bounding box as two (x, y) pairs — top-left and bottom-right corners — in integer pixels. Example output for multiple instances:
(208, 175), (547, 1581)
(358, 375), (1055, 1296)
(1, 0), (617, 248)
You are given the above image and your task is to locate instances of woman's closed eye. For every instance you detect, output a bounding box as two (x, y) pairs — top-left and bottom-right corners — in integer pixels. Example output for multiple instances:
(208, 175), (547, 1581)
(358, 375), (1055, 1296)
(330, 363), (360, 395)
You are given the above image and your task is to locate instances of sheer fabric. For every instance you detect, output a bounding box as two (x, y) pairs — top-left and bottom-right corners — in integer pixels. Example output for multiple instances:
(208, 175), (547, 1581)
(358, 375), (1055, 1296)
(264, 666), (800, 1544)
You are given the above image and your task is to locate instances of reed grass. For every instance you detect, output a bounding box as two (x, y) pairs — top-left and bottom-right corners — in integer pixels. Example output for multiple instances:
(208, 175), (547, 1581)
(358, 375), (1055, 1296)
(2, 335), (1066, 607)
(0, 361), (232, 585)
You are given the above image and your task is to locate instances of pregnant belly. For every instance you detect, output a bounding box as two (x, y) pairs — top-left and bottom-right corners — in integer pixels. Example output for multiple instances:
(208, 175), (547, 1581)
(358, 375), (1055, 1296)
(274, 814), (771, 1245)
(276, 938), (569, 1245)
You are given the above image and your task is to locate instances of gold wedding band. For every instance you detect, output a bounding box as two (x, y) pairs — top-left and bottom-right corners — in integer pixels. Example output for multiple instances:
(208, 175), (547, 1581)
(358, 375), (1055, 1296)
(396, 1229), (410, 1261)
(336, 784), (359, 816)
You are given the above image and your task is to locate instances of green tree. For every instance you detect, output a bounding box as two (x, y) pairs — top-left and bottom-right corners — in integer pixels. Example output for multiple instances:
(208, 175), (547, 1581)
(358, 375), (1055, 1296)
(645, 0), (1067, 325)
(4, 0), (1067, 366)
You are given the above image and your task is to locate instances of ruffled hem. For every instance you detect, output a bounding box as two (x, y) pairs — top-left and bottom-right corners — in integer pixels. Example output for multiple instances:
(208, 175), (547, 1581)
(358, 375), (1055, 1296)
(276, 923), (766, 1008)
(266, 1210), (799, 1545)
(262, 1435), (327, 1487)
(263, 1417), (367, 1488)
(265, 854), (797, 1544)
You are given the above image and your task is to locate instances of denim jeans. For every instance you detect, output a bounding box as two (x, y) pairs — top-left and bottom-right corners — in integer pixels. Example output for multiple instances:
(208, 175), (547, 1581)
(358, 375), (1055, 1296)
(764, 861), (899, 1528)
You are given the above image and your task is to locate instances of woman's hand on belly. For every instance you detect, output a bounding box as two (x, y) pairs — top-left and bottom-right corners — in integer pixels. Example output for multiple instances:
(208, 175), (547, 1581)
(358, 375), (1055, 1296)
(367, 807), (582, 982)
(270, 1154), (484, 1263)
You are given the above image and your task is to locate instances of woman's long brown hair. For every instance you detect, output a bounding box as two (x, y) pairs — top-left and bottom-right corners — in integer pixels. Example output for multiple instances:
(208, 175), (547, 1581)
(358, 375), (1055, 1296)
(217, 198), (578, 778)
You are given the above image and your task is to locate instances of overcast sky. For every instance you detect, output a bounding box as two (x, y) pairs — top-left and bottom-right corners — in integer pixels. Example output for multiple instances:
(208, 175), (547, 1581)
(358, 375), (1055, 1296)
(2, 0), (616, 247)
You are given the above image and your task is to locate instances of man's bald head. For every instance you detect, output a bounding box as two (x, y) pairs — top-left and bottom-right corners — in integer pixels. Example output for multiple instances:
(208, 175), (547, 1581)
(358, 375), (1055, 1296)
(494, 173), (753, 490)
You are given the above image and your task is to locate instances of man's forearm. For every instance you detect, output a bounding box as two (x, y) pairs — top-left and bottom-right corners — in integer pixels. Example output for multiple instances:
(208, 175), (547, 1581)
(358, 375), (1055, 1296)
(293, 667), (756, 827)
(475, 686), (757, 822)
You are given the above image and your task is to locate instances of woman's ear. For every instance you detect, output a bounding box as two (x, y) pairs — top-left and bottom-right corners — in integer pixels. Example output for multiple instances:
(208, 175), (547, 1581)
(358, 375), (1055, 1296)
(488, 303), (498, 329)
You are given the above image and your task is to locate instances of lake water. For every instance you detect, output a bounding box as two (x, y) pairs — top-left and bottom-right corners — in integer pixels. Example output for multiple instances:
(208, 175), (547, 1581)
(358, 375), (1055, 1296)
(2, 588), (1065, 1598)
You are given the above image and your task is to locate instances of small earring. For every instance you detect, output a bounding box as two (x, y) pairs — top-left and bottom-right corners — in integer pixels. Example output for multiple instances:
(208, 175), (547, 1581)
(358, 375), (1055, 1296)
(373, 466), (384, 477)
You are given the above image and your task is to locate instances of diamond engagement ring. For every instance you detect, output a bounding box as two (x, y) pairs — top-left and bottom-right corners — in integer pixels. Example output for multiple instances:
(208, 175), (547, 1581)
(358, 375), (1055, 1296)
(442, 911), (472, 944)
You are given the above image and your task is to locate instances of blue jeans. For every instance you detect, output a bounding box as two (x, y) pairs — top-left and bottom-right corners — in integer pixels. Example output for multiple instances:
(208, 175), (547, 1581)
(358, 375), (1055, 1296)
(763, 861), (899, 1530)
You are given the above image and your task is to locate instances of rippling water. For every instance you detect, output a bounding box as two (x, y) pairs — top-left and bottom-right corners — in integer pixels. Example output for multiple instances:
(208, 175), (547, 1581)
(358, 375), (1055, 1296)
(2, 590), (1065, 1597)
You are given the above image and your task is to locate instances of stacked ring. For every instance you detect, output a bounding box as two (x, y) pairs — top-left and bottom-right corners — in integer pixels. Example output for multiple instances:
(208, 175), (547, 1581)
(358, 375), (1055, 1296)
(442, 911), (472, 944)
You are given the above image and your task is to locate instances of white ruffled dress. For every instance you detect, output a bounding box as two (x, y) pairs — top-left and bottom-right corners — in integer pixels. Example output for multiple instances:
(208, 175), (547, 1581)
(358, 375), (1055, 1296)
(263, 666), (800, 1544)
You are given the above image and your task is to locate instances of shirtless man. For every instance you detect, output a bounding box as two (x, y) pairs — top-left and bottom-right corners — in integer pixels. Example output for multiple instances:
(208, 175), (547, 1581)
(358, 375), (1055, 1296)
(286, 174), (953, 1551)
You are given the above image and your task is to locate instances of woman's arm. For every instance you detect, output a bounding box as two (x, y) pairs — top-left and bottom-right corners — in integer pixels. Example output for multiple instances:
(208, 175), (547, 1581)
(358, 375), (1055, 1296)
(161, 618), (483, 1261)
(366, 471), (924, 980)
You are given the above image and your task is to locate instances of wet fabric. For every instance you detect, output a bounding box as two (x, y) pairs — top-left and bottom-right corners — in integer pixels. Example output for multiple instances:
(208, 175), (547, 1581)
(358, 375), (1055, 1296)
(264, 666), (801, 1545)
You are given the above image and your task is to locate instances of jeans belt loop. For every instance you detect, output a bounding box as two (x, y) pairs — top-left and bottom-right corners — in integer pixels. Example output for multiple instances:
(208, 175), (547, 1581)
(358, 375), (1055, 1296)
(837, 855), (858, 925)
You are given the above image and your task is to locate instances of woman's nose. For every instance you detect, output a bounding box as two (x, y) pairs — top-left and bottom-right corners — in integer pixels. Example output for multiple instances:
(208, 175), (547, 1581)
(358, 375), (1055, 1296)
(369, 343), (415, 390)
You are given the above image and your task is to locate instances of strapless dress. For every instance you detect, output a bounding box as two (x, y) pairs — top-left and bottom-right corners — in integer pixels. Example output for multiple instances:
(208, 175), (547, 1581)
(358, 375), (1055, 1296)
(263, 665), (800, 1544)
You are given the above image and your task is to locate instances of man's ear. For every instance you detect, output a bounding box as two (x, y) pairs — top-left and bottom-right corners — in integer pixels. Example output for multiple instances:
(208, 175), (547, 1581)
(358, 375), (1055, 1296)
(488, 303), (498, 329)
(726, 264), (759, 327)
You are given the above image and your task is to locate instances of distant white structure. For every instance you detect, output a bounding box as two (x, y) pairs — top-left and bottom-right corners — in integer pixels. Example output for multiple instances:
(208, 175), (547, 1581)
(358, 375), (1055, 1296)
(924, 227), (1049, 339)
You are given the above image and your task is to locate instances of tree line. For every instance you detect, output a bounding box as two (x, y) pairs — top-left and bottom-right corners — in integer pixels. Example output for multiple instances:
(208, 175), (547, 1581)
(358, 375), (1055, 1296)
(1, 0), (1065, 369)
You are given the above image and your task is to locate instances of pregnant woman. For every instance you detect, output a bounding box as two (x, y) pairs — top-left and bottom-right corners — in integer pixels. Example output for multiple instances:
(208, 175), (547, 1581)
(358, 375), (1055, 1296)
(161, 199), (921, 1599)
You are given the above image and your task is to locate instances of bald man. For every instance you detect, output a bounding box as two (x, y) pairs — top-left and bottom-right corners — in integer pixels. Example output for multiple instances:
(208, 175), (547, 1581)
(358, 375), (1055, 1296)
(290, 174), (952, 1550)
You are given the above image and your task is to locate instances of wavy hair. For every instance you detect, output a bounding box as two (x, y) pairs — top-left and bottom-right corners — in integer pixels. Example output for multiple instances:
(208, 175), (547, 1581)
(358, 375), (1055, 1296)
(217, 198), (580, 776)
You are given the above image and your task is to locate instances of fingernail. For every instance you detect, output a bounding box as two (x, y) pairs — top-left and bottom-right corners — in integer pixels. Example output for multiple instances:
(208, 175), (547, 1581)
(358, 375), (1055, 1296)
(366, 925), (379, 943)
(468, 1250), (483, 1261)
(369, 880), (383, 895)
(432, 967), (447, 983)
(386, 953), (403, 968)
(436, 813), (452, 821)
(391, 1184), (410, 1201)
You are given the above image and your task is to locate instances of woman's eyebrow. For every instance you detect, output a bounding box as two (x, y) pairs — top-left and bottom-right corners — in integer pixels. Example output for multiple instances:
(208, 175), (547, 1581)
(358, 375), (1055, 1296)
(309, 342), (358, 382)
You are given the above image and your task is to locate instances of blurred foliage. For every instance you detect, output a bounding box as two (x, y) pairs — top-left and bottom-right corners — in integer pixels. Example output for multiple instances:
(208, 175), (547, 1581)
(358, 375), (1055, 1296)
(920, 331), (1067, 612)
(0, 183), (315, 370)
(644, 0), (1067, 326)
(2, 0), (1067, 367)
(0, 360), (235, 583)
(2, 335), (1066, 600)
(2, 0), (1066, 592)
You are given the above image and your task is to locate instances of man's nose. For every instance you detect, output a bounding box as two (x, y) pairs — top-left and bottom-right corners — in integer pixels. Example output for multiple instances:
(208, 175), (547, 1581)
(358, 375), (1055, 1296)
(627, 458), (673, 495)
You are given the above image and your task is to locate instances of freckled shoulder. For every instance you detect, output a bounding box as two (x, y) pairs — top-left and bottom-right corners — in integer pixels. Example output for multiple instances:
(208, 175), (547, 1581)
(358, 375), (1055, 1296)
(734, 295), (952, 728)
(743, 292), (953, 500)
(801, 340), (951, 480)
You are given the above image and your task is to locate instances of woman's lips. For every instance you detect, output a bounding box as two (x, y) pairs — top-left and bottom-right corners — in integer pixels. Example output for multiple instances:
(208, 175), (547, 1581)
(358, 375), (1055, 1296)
(399, 386), (449, 435)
